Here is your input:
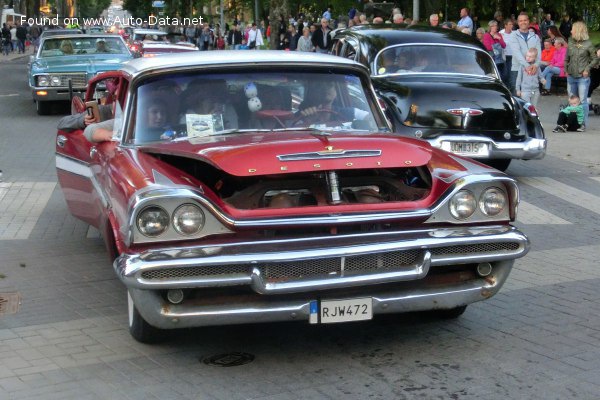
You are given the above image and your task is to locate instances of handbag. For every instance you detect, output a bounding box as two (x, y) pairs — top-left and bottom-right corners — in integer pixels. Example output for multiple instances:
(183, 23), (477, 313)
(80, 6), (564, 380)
(249, 40), (256, 49)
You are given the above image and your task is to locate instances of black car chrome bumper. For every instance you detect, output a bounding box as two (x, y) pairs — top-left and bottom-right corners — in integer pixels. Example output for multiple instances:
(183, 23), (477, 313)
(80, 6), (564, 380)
(115, 225), (529, 329)
(428, 135), (547, 160)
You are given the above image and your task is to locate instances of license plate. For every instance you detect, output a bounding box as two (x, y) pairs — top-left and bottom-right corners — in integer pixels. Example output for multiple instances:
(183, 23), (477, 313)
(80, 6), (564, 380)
(450, 142), (484, 154)
(310, 298), (373, 324)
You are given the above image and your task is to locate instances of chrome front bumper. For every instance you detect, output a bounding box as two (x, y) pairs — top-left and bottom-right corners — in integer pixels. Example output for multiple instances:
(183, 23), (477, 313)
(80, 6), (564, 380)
(115, 225), (529, 329)
(428, 135), (547, 160)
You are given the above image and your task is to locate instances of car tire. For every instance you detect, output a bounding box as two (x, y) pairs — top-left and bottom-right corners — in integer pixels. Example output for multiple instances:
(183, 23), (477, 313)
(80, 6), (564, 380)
(484, 159), (511, 172)
(434, 305), (468, 319)
(36, 100), (51, 115)
(128, 292), (167, 343)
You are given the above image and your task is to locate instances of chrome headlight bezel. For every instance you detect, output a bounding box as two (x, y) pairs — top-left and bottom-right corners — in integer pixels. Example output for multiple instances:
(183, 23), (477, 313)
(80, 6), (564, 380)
(172, 204), (205, 236)
(36, 74), (50, 86)
(426, 178), (515, 224)
(136, 206), (170, 237)
(479, 187), (507, 216)
(449, 190), (477, 220)
(128, 188), (233, 245)
(50, 75), (62, 86)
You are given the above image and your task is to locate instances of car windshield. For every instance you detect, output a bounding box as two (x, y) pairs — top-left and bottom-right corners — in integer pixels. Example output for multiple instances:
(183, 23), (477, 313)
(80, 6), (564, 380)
(129, 71), (386, 145)
(40, 37), (129, 57)
(375, 45), (497, 78)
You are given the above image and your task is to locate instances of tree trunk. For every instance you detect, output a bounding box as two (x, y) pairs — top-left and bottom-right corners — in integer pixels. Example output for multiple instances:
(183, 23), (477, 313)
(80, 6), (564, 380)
(268, 0), (288, 50)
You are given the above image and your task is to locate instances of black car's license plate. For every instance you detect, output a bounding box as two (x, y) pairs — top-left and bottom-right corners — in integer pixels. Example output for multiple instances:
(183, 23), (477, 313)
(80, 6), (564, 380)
(451, 142), (484, 154)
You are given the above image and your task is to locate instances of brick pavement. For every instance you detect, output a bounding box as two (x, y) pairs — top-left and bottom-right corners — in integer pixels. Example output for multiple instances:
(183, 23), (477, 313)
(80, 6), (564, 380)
(1, 59), (600, 399)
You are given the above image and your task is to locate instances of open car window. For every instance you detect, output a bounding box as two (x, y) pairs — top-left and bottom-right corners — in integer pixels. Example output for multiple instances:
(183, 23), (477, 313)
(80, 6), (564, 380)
(128, 71), (388, 145)
(40, 37), (130, 57)
(375, 45), (498, 78)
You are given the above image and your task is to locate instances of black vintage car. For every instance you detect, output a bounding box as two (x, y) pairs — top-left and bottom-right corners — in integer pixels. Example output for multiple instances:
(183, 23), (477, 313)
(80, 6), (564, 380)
(332, 25), (547, 171)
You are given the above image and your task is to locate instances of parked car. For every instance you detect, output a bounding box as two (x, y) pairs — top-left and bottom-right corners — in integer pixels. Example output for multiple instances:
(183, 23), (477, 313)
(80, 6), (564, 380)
(128, 29), (198, 57)
(332, 25), (547, 171)
(29, 34), (133, 115)
(56, 51), (529, 343)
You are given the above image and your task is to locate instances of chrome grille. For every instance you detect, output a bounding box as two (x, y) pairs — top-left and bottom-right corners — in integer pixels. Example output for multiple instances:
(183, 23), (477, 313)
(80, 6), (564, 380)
(261, 258), (340, 280)
(261, 250), (422, 281)
(430, 242), (520, 256)
(55, 73), (87, 87)
(345, 250), (421, 271)
(141, 265), (249, 280)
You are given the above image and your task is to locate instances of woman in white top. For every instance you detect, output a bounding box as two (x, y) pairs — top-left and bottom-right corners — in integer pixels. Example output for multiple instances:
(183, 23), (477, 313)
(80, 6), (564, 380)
(247, 22), (264, 49)
(499, 19), (514, 86)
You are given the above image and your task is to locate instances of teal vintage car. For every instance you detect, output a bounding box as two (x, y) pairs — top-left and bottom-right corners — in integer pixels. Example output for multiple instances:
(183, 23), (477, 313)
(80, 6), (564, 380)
(29, 34), (133, 115)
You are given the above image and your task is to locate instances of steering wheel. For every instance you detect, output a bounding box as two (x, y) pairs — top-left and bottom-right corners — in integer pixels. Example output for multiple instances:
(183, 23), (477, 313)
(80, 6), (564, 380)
(291, 108), (345, 127)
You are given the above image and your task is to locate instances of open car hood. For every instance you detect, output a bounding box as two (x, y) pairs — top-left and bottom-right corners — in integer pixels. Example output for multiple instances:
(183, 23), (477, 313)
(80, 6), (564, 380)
(138, 132), (433, 177)
(374, 76), (518, 132)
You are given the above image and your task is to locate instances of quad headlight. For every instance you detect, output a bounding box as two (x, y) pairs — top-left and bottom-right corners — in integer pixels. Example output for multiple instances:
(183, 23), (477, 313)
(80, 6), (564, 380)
(137, 206), (169, 237)
(449, 190), (477, 220)
(479, 187), (506, 216)
(172, 204), (205, 235)
(37, 75), (50, 86)
(50, 75), (62, 86)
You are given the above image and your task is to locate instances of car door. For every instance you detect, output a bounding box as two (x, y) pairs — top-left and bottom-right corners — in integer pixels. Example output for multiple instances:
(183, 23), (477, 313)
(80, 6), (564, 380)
(55, 73), (127, 227)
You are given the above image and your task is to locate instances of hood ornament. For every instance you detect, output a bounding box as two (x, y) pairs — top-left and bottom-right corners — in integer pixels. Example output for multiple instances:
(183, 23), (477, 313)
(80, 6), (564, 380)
(277, 149), (382, 161)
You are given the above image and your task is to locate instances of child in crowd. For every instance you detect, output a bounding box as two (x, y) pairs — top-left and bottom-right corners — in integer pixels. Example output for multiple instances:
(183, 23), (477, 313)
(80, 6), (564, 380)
(553, 95), (585, 132)
(516, 48), (546, 107)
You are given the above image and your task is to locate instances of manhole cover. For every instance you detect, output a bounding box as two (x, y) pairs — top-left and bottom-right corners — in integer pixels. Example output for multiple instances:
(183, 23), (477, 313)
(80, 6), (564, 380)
(202, 352), (255, 367)
(0, 292), (21, 315)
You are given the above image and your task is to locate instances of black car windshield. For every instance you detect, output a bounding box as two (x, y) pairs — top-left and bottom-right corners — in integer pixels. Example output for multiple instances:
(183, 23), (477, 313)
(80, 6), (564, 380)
(130, 71), (386, 145)
(40, 37), (129, 56)
(375, 45), (497, 78)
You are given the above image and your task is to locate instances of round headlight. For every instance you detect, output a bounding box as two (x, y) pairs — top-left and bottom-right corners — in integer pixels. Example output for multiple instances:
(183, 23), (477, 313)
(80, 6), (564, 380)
(137, 206), (169, 237)
(50, 76), (62, 86)
(449, 190), (477, 220)
(172, 204), (205, 236)
(479, 187), (506, 216)
(37, 75), (49, 86)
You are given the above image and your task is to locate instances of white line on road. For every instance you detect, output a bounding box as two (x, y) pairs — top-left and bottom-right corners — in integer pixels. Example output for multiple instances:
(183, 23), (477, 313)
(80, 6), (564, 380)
(0, 93), (19, 97)
(517, 201), (571, 225)
(518, 176), (600, 216)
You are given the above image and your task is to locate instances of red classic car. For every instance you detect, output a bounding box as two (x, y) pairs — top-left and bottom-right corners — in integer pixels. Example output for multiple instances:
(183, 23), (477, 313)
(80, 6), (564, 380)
(56, 51), (529, 343)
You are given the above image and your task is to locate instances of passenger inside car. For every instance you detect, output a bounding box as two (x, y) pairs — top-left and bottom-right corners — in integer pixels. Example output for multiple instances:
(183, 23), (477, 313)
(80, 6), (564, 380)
(179, 79), (239, 130)
(60, 40), (74, 54)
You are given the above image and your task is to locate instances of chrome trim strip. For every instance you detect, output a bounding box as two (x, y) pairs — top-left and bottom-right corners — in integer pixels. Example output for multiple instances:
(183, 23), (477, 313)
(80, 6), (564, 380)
(125, 172), (517, 240)
(55, 153), (110, 209)
(114, 225), (529, 291)
(55, 153), (92, 178)
(277, 149), (382, 161)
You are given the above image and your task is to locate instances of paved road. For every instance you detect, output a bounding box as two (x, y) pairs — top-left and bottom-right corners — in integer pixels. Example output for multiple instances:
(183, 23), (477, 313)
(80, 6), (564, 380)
(1, 56), (600, 400)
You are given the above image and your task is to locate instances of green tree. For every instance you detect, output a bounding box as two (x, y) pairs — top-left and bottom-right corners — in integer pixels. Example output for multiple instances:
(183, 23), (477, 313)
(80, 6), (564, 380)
(78, 0), (112, 18)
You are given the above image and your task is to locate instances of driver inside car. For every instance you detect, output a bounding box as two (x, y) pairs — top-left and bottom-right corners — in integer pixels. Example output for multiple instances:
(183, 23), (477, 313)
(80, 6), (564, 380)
(296, 80), (370, 126)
